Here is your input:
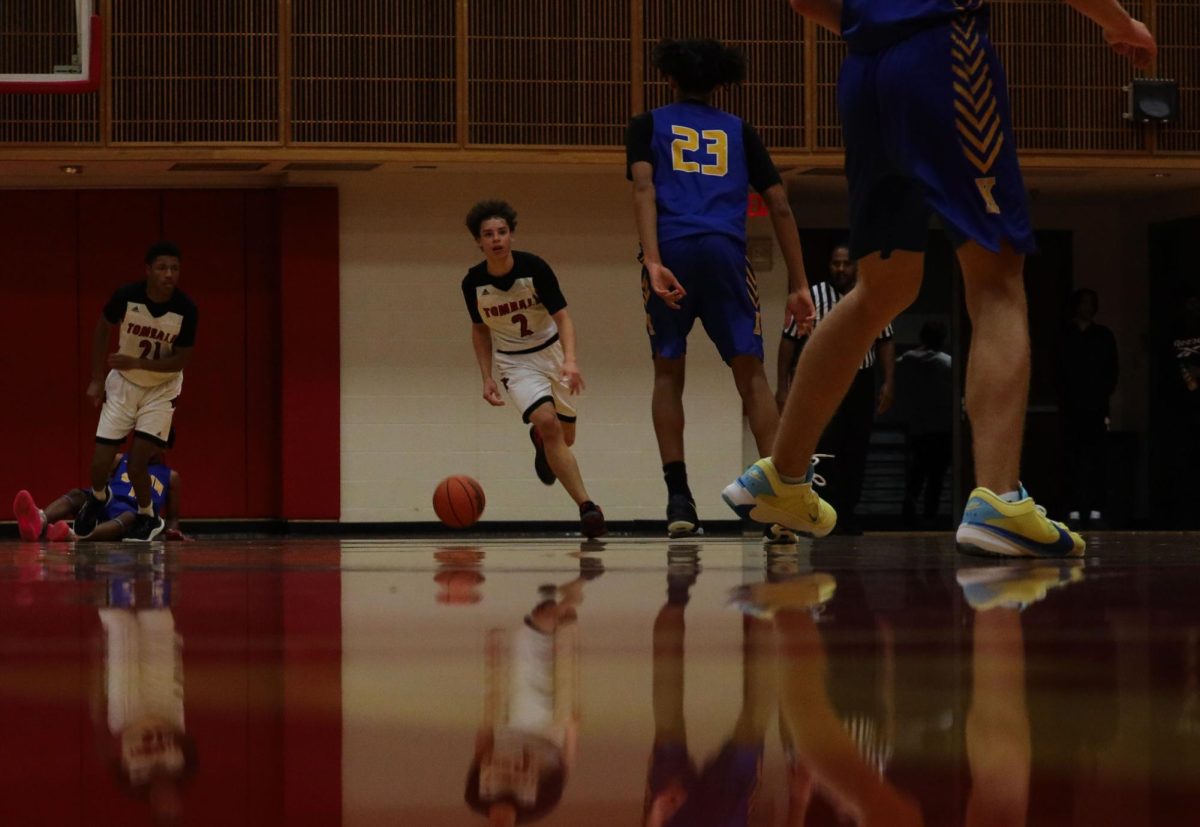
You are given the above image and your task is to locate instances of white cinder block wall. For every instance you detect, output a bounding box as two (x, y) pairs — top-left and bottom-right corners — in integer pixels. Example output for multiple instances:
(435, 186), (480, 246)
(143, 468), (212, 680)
(338, 170), (799, 523)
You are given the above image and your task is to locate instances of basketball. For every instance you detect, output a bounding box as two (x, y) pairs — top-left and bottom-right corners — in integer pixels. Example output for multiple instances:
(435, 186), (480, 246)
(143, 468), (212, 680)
(433, 475), (486, 528)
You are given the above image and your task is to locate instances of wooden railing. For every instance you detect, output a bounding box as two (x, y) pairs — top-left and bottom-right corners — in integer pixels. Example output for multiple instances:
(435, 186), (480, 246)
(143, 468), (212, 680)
(0, 0), (1194, 158)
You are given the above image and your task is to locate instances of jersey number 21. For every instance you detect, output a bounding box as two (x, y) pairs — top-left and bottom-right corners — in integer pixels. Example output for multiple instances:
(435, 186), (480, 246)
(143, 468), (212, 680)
(671, 126), (728, 177)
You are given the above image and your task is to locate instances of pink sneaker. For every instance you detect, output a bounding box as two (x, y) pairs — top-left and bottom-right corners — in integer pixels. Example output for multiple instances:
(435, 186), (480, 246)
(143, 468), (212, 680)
(13, 491), (45, 541)
(45, 521), (72, 543)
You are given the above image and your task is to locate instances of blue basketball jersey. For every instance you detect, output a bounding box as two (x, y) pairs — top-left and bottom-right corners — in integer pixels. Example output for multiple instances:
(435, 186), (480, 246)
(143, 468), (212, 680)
(843, 0), (986, 52)
(650, 101), (750, 244)
(109, 457), (171, 514)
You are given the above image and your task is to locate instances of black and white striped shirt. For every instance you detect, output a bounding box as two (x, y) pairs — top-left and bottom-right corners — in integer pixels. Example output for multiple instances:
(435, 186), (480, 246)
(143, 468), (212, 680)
(782, 281), (894, 371)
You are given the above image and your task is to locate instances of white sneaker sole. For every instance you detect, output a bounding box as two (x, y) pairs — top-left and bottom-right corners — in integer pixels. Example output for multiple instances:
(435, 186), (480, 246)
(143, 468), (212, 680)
(955, 524), (1083, 558)
(721, 482), (832, 539)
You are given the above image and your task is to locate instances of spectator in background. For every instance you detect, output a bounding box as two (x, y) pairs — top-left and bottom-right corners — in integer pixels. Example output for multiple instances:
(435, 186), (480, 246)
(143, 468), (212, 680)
(896, 321), (953, 528)
(1057, 289), (1118, 529)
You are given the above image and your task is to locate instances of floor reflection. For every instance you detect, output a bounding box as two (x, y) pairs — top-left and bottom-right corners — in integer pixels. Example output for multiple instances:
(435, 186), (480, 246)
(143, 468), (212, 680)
(0, 535), (1198, 825)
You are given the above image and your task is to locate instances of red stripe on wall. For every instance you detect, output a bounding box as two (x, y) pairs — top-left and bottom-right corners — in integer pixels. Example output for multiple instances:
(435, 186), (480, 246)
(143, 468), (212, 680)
(245, 191), (284, 517)
(163, 191), (251, 516)
(280, 189), (340, 520)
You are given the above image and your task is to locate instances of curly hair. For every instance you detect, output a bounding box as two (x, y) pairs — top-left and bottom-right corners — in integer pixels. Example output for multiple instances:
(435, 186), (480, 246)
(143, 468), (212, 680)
(144, 241), (182, 264)
(652, 38), (746, 97)
(465, 200), (518, 238)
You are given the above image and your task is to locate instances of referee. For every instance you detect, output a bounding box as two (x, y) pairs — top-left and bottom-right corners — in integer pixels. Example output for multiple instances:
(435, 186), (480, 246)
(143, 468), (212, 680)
(776, 244), (895, 534)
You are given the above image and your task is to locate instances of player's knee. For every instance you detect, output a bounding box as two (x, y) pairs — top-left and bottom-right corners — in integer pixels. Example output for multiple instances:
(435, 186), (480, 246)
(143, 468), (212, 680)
(532, 411), (563, 443)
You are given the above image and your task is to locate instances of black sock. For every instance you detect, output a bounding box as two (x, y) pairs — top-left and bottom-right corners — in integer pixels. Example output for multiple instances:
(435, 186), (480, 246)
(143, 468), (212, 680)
(663, 462), (692, 501)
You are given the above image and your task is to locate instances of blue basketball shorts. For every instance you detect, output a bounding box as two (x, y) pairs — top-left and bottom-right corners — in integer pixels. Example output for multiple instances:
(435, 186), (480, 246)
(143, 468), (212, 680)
(643, 233), (764, 363)
(838, 14), (1035, 259)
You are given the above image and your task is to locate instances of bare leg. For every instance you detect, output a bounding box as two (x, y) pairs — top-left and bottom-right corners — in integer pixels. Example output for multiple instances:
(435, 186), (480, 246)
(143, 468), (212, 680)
(562, 420), (576, 448)
(731, 615), (777, 745)
(965, 608), (1030, 827)
(773, 252), (923, 478)
(652, 601), (687, 743)
(79, 512), (137, 542)
(529, 404), (591, 505)
(730, 355), (779, 457)
(89, 442), (121, 494)
(775, 609), (923, 826)
(959, 241), (1029, 494)
(652, 356), (687, 465)
(126, 436), (161, 510)
(43, 489), (88, 523)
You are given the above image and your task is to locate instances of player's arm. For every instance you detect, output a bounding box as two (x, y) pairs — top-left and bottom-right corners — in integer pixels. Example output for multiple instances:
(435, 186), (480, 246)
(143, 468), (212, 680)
(533, 259), (584, 393)
(788, 0), (842, 34)
(472, 323), (504, 406)
(747, 123), (816, 335)
(164, 470), (182, 532)
(763, 183), (816, 335)
(1063, 0), (1156, 68)
(551, 309), (585, 394)
(88, 315), (115, 406)
(777, 335), (799, 411)
(627, 113), (686, 310)
(876, 338), (897, 415)
(631, 162), (686, 310)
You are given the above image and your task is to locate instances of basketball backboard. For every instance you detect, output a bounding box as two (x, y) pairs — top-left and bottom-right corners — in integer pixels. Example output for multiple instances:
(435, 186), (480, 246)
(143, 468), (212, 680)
(0, 0), (101, 94)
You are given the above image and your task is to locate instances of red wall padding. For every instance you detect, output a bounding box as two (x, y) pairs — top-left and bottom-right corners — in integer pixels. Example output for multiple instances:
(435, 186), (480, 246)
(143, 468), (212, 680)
(0, 191), (81, 501)
(1, 188), (337, 520)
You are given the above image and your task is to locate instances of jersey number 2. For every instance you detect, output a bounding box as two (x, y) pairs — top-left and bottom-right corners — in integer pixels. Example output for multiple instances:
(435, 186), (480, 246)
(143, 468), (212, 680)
(512, 314), (533, 337)
(138, 339), (163, 360)
(671, 126), (728, 177)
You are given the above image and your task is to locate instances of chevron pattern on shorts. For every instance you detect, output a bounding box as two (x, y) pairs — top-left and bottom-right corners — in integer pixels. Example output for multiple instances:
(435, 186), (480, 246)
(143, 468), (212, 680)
(950, 14), (1003, 175)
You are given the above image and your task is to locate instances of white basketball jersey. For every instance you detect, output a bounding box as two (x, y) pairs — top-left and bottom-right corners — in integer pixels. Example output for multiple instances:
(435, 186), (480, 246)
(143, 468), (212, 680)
(474, 278), (558, 352)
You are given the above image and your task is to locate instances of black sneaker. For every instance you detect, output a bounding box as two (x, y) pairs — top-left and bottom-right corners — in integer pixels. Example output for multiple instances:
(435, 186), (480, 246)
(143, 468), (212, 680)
(666, 494), (699, 538)
(73, 488), (110, 538)
(123, 513), (165, 542)
(529, 426), (556, 485)
(580, 501), (607, 538)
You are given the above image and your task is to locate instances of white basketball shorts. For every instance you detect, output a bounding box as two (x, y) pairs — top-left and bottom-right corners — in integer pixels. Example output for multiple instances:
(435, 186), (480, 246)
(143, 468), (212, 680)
(493, 341), (577, 424)
(96, 369), (182, 447)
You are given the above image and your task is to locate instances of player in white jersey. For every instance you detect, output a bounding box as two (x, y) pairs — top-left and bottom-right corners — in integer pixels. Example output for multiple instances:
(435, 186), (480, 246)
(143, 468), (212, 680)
(462, 201), (606, 538)
(76, 242), (199, 542)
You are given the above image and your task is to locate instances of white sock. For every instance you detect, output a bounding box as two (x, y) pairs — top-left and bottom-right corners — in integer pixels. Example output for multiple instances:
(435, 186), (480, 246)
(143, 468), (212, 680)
(138, 503), (154, 517)
(999, 489), (1023, 503)
(1089, 510), (1102, 520)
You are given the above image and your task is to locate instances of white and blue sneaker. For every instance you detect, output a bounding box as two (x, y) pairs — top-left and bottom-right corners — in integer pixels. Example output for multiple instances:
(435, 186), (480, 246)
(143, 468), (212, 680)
(722, 456), (837, 538)
(956, 486), (1084, 558)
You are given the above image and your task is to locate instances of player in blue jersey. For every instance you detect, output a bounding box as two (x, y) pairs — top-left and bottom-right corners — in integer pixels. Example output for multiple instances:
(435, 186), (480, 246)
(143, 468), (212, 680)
(724, 0), (1155, 557)
(13, 440), (186, 543)
(627, 39), (816, 539)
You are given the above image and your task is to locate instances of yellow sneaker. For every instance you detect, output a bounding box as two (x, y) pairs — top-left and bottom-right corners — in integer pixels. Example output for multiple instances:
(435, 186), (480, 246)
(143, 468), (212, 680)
(729, 573), (837, 619)
(722, 457), (837, 538)
(956, 563), (1083, 611)
(956, 486), (1084, 558)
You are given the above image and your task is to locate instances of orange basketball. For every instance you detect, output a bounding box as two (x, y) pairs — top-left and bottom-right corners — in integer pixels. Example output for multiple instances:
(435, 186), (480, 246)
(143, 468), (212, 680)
(433, 475), (485, 528)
